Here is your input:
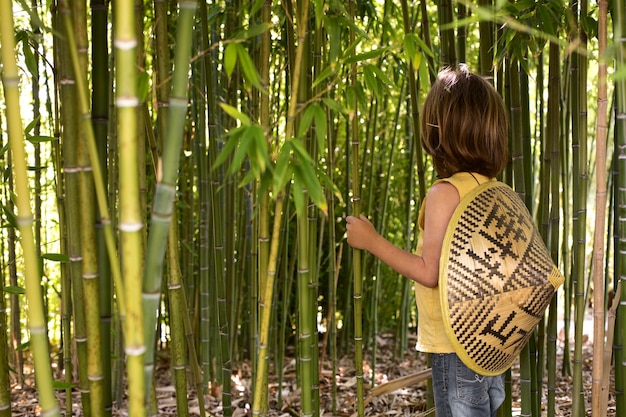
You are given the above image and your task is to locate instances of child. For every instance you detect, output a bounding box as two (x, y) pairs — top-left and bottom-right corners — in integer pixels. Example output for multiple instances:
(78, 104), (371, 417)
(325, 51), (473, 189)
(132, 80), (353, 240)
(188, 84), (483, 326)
(345, 65), (509, 417)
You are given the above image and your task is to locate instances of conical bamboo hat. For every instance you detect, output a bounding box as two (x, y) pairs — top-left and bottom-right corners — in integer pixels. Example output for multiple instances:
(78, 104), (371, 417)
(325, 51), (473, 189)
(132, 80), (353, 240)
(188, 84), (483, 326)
(440, 181), (564, 376)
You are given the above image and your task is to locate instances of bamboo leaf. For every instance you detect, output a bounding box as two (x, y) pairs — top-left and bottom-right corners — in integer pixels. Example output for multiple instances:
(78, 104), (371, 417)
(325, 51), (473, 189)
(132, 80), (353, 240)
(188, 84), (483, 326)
(41, 253), (70, 262)
(137, 71), (151, 102)
(344, 47), (388, 64)
(232, 22), (271, 40)
(312, 65), (334, 88)
(214, 126), (244, 169)
(363, 65), (381, 97)
(17, 341), (31, 351)
(312, 104), (327, 151)
(2, 205), (17, 228)
(231, 126), (255, 175)
(274, 143), (293, 193)
(236, 43), (265, 92)
(224, 43), (238, 79)
(53, 381), (76, 390)
(249, 0), (264, 15)
(219, 102), (251, 126)
(26, 135), (57, 144)
(293, 159), (327, 215)
(250, 125), (270, 173)
(291, 173), (306, 216)
(18, 31), (37, 76)
(322, 98), (347, 114)
(4, 285), (26, 295)
(23, 116), (39, 135)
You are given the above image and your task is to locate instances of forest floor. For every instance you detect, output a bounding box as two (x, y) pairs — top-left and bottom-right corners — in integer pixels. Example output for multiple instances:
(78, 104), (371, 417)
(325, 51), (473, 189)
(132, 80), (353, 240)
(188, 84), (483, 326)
(9, 328), (615, 417)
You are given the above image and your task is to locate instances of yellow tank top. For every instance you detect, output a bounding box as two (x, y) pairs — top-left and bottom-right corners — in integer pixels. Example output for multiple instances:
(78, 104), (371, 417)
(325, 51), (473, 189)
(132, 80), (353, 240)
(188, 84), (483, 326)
(414, 172), (495, 353)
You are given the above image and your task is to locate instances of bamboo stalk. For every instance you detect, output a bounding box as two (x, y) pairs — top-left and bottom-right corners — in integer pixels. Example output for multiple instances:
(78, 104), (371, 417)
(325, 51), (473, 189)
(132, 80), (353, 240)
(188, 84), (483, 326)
(55, 3), (91, 412)
(546, 41), (562, 417)
(591, 1), (609, 415)
(0, 236), (10, 416)
(167, 217), (189, 417)
(347, 0), (364, 415)
(570, 2), (589, 415)
(90, 0), (112, 414)
(0, 2), (60, 414)
(613, 0), (626, 414)
(141, 1), (197, 411)
(113, 0), (146, 413)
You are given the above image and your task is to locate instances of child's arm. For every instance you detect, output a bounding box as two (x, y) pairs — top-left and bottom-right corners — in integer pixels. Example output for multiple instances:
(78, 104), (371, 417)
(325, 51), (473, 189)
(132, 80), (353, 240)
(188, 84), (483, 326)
(345, 182), (459, 288)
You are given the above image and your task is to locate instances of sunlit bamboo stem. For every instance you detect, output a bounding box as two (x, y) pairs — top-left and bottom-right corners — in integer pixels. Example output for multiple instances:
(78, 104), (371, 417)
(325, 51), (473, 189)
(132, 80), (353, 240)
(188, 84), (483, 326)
(0, 1), (59, 414)
(591, 1), (609, 415)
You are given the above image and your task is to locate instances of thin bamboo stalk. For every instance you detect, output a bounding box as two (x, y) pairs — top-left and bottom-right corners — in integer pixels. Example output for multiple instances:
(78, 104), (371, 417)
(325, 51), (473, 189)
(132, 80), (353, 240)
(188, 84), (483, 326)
(591, 1), (609, 415)
(0, 2), (59, 414)
(0, 238), (10, 416)
(55, 4), (91, 412)
(613, 0), (626, 414)
(252, 195), (285, 417)
(141, 1), (197, 411)
(546, 41), (562, 417)
(90, 0), (112, 415)
(68, 1), (106, 414)
(166, 217), (189, 417)
(437, 0), (457, 67)
(347, 0), (364, 415)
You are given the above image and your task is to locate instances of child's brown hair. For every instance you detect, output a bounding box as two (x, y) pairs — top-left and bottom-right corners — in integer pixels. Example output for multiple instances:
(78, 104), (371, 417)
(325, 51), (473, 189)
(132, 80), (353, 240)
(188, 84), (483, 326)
(420, 66), (509, 178)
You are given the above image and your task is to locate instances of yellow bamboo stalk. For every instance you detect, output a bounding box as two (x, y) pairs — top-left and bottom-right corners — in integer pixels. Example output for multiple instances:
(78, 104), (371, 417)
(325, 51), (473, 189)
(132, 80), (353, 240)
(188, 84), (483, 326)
(0, 1), (59, 415)
(113, 0), (145, 414)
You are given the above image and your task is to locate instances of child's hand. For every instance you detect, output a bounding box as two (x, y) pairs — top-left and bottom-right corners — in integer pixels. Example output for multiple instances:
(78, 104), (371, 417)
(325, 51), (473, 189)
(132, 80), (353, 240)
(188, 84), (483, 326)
(345, 214), (378, 251)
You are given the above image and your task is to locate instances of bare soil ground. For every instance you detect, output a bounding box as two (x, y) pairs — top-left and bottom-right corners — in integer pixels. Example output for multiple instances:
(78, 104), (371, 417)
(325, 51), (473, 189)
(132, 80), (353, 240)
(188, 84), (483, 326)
(9, 332), (615, 416)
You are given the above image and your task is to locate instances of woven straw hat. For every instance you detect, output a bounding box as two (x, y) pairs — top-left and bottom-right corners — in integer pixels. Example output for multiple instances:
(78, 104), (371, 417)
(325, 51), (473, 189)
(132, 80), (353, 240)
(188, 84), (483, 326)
(439, 181), (564, 376)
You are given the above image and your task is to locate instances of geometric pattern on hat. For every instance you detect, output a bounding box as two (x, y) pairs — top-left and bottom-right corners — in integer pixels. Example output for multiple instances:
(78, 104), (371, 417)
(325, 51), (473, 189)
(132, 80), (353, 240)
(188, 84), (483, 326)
(440, 181), (564, 376)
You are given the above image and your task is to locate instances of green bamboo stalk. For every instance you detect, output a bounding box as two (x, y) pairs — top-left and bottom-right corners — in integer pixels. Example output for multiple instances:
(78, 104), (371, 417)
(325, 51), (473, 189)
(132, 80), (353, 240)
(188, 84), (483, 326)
(141, 0), (197, 412)
(347, 1), (364, 415)
(292, 2), (318, 416)
(166, 216), (189, 417)
(58, 0), (126, 338)
(0, 2), (60, 414)
(508, 57), (533, 417)
(198, 0), (222, 393)
(613, 0), (626, 414)
(90, 0), (112, 414)
(478, 0), (494, 77)
(5, 169), (23, 386)
(546, 41), (561, 417)
(591, 2), (609, 415)
(0, 243), (10, 416)
(55, 4), (91, 412)
(570, 2), (589, 415)
(66, 1), (106, 414)
(437, 0), (457, 67)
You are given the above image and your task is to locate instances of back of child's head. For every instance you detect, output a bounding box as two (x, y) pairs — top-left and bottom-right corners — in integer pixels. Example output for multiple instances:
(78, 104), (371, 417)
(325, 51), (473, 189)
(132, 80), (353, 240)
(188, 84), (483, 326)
(421, 65), (509, 178)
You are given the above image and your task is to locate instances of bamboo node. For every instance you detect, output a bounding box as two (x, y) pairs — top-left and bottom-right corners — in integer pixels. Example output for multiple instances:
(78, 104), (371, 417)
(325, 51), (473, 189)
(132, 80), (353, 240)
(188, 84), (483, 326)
(114, 38), (138, 50)
(125, 345), (147, 356)
(119, 221), (144, 232)
(116, 96), (140, 108)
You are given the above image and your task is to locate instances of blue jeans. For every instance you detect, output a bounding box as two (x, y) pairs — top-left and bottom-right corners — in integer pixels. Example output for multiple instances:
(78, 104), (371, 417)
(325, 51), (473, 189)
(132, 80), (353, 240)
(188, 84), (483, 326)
(431, 353), (505, 417)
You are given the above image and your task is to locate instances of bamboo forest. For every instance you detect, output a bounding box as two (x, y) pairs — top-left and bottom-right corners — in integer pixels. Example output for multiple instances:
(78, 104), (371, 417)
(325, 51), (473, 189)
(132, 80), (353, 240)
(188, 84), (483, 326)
(0, 0), (625, 416)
